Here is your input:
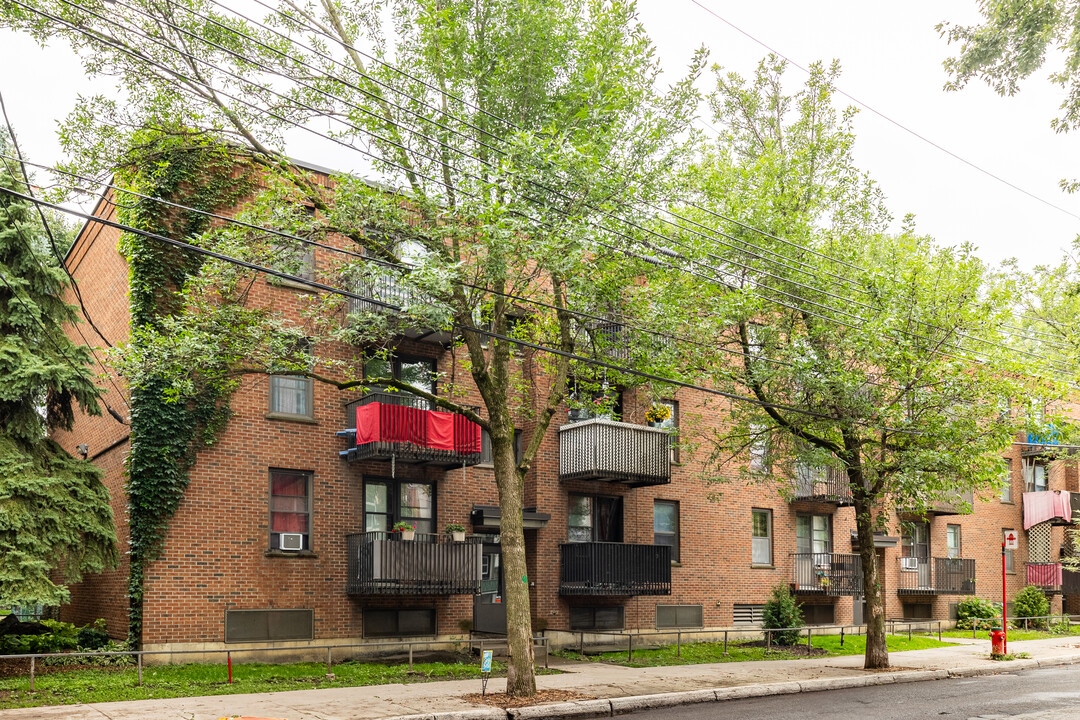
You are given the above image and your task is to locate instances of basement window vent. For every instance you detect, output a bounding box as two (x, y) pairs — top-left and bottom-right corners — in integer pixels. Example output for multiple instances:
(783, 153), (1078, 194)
(656, 604), (703, 629)
(225, 608), (314, 643)
(733, 604), (765, 626)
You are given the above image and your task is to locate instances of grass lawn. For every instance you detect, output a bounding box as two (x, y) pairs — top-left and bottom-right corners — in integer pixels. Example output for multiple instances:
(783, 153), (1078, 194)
(554, 633), (957, 668)
(940, 626), (1080, 642)
(0, 658), (550, 710)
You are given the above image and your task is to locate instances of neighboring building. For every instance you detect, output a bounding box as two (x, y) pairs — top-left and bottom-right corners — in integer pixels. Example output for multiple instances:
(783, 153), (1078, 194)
(53, 171), (1079, 653)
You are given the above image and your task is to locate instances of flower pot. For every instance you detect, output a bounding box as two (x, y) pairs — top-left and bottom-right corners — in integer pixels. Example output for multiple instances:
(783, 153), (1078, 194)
(451, 531), (466, 542)
(398, 529), (415, 541)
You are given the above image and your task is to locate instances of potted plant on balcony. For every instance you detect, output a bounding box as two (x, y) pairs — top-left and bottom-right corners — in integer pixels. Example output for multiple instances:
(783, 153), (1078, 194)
(392, 521), (416, 541)
(645, 403), (671, 428)
(445, 523), (467, 542)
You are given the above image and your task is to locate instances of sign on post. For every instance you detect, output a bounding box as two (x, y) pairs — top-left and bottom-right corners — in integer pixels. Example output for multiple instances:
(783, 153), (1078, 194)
(1004, 531), (1019, 550)
(480, 649), (493, 696)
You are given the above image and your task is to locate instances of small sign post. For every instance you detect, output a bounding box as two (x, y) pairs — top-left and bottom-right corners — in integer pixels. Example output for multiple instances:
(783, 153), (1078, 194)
(480, 649), (493, 696)
(1003, 530), (1019, 654)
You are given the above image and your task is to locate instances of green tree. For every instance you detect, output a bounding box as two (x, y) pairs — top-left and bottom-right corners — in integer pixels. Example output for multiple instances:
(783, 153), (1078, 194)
(683, 58), (1024, 669)
(4, 0), (702, 692)
(0, 132), (118, 606)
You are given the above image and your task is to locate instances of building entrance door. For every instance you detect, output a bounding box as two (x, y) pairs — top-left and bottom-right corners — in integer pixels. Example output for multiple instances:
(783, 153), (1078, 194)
(473, 540), (506, 634)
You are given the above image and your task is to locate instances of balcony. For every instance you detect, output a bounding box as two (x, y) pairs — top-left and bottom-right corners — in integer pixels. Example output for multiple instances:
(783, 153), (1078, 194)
(1026, 562), (1063, 594)
(346, 532), (482, 595)
(1023, 426), (1061, 458)
(790, 553), (863, 596)
(345, 272), (453, 345)
(559, 418), (671, 487)
(926, 489), (975, 516)
(1022, 491), (1078, 527)
(559, 542), (671, 596)
(896, 557), (976, 595)
(1064, 568), (1080, 595)
(793, 465), (853, 506)
(338, 391), (482, 467)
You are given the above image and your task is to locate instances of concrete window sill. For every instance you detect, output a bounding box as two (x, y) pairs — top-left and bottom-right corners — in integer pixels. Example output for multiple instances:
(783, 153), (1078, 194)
(265, 412), (318, 425)
(268, 277), (318, 293)
(751, 564), (775, 570)
(264, 550), (318, 559)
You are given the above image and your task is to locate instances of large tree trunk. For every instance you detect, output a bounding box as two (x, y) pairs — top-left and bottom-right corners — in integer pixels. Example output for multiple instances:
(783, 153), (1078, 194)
(492, 429), (535, 696)
(852, 494), (889, 669)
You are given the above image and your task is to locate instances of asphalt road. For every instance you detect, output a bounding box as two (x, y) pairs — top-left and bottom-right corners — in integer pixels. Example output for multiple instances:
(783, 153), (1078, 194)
(624, 665), (1080, 720)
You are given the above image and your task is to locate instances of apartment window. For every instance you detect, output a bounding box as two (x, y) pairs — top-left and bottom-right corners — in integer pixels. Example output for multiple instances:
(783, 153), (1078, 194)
(269, 375), (314, 418)
(749, 424), (769, 474)
(752, 508), (773, 566)
(363, 608), (436, 638)
(269, 469), (311, 551)
(656, 605), (703, 628)
(1001, 458), (1013, 502)
(795, 514), (831, 556)
(272, 233), (316, 283)
(901, 521), (930, 560)
(946, 525), (962, 559)
(567, 380), (623, 422)
(802, 604), (836, 625)
(1024, 462), (1048, 492)
(569, 606), (624, 631)
(479, 429), (523, 465)
(1004, 529), (1015, 573)
(364, 479), (435, 535)
(568, 495), (622, 543)
(653, 500), (680, 562)
(364, 355), (437, 400)
(225, 609), (314, 643)
(655, 399), (679, 463)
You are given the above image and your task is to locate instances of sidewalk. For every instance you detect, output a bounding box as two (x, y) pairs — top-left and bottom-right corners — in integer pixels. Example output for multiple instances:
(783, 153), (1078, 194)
(3, 635), (1079, 720)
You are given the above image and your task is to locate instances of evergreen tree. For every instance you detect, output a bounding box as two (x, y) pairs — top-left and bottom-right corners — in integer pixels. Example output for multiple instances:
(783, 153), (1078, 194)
(0, 132), (118, 606)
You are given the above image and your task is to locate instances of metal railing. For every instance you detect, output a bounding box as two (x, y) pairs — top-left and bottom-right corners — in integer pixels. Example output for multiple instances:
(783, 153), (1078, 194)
(790, 552), (863, 596)
(896, 557), (976, 595)
(1065, 568), (1080, 595)
(559, 542), (671, 596)
(346, 271), (418, 316)
(0, 636), (549, 691)
(1026, 562), (1064, 592)
(558, 418), (671, 487)
(793, 465), (853, 505)
(346, 532), (482, 595)
(341, 391), (483, 466)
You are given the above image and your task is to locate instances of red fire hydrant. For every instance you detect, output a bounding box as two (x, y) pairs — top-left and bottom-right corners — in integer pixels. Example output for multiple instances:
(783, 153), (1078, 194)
(990, 630), (1006, 656)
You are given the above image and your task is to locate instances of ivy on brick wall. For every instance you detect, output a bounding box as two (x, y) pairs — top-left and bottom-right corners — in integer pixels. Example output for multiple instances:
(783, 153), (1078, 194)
(115, 131), (254, 647)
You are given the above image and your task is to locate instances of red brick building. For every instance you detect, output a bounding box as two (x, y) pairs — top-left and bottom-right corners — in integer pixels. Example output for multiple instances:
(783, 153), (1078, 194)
(53, 174), (1080, 654)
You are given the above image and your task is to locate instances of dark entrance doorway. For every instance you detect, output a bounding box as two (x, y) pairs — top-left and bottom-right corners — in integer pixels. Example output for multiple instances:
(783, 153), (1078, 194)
(473, 538), (506, 634)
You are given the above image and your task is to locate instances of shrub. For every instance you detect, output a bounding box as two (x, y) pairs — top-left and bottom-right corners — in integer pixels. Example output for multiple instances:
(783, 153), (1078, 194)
(76, 619), (111, 650)
(1014, 585), (1050, 628)
(762, 584), (803, 645)
(955, 597), (999, 630)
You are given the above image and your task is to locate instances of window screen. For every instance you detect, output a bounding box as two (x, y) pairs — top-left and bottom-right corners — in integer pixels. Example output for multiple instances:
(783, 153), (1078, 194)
(225, 609), (314, 643)
(363, 608), (436, 637)
(569, 606), (624, 631)
(656, 604), (703, 628)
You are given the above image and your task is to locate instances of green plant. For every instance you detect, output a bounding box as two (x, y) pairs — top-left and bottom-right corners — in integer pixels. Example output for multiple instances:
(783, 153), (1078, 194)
(392, 521), (416, 533)
(1014, 585), (1050, 628)
(955, 596), (1000, 629)
(762, 584), (803, 646)
(645, 404), (671, 424)
(445, 523), (466, 534)
(75, 619), (111, 651)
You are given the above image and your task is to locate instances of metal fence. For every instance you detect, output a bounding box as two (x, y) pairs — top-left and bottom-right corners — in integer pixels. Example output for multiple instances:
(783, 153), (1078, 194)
(346, 531), (483, 595)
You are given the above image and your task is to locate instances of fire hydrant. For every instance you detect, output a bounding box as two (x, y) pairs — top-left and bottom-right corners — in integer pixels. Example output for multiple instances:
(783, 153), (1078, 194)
(990, 630), (1006, 656)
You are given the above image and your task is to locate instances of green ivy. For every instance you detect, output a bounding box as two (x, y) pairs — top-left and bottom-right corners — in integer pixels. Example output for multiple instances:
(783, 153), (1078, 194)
(115, 131), (254, 647)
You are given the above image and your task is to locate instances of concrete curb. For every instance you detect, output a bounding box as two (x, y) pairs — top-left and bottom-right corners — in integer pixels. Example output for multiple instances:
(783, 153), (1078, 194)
(378, 653), (1080, 720)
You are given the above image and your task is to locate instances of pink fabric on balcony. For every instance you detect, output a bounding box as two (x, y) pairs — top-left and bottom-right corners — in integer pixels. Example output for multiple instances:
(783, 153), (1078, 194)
(426, 410), (456, 450)
(1027, 562), (1062, 587)
(355, 403), (382, 445)
(1023, 490), (1072, 529)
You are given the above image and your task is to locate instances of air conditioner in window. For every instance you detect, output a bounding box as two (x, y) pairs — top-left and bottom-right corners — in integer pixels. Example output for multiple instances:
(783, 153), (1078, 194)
(280, 533), (304, 551)
(901, 557), (919, 571)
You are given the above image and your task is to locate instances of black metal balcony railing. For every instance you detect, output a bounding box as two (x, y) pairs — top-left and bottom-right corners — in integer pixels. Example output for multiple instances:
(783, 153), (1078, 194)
(346, 532), (482, 595)
(896, 557), (976, 595)
(339, 391), (483, 467)
(793, 465), (853, 505)
(559, 542), (671, 596)
(590, 321), (631, 360)
(790, 553), (863, 596)
(346, 272), (417, 316)
(1026, 562), (1064, 593)
(1064, 568), (1080, 595)
(559, 418), (671, 487)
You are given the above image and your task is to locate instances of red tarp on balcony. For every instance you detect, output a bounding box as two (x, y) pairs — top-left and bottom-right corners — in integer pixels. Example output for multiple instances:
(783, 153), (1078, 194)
(356, 403), (480, 453)
(1026, 562), (1063, 588)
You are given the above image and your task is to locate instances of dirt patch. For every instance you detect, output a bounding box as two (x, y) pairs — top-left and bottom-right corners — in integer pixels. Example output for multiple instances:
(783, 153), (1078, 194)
(850, 665), (918, 673)
(735, 641), (828, 657)
(0, 658), (129, 679)
(462, 689), (596, 709)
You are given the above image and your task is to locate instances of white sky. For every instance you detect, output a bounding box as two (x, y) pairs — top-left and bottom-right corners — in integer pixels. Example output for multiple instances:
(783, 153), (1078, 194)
(2, 0), (1079, 270)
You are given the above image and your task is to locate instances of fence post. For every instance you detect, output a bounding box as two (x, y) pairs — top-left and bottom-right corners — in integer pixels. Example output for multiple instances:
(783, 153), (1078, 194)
(766, 628), (772, 652)
(840, 626), (844, 648)
(544, 638), (549, 669)
(408, 643), (414, 671)
(677, 631), (681, 659)
(723, 630), (728, 656)
(908, 624), (912, 641)
(938, 621), (941, 643)
(137, 652), (143, 687)
(627, 634), (632, 662)
(973, 618), (977, 640)
(29, 656), (34, 692)
(579, 632), (584, 659)
(327, 646), (332, 675)
(807, 627), (812, 650)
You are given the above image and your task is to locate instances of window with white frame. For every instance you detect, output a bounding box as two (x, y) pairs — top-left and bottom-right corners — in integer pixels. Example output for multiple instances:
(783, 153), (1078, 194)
(1000, 458), (1013, 502)
(269, 469), (311, 550)
(752, 508), (772, 566)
